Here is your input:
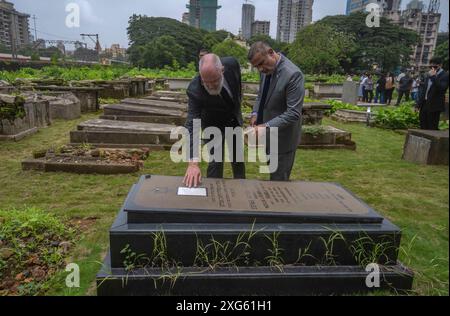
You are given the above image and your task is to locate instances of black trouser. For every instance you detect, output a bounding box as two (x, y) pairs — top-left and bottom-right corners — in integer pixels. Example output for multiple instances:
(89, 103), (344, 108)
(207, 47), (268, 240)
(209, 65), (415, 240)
(363, 89), (373, 103)
(269, 150), (297, 182)
(206, 129), (246, 179)
(396, 90), (410, 105)
(419, 110), (441, 130)
(385, 88), (395, 105)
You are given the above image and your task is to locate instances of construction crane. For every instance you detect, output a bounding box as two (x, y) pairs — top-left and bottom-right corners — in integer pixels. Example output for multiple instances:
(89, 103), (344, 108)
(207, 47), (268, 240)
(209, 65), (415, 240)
(428, 0), (440, 13)
(80, 34), (102, 53)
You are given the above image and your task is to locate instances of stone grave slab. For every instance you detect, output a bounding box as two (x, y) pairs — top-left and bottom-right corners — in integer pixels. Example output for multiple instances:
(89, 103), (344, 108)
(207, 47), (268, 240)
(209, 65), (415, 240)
(70, 119), (177, 148)
(121, 98), (187, 111)
(123, 175), (383, 224)
(103, 103), (186, 119)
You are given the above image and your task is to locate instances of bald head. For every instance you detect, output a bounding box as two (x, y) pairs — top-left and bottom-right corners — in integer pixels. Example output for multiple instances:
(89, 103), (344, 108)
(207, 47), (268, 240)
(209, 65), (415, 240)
(199, 54), (224, 96)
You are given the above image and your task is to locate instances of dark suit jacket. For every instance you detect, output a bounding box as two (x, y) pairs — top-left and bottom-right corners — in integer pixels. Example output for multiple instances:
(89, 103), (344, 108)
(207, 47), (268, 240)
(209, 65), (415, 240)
(253, 54), (305, 154)
(418, 70), (449, 112)
(185, 57), (244, 159)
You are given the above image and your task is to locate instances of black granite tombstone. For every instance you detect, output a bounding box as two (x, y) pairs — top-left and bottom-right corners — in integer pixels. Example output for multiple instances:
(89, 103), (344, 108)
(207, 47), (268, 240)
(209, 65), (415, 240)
(97, 175), (414, 296)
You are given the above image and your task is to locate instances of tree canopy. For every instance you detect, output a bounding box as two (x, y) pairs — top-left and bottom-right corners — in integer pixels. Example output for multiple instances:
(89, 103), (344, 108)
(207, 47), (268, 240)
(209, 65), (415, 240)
(289, 23), (356, 74)
(127, 15), (232, 68)
(212, 39), (248, 67)
(317, 12), (419, 73)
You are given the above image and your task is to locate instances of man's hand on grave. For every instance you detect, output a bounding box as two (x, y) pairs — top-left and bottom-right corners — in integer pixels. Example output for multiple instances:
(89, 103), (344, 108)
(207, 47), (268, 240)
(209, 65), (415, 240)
(183, 161), (202, 188)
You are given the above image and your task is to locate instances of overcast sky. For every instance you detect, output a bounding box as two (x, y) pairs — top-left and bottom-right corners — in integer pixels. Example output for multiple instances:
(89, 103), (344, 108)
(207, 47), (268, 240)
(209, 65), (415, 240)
(13, 0), (450, 49)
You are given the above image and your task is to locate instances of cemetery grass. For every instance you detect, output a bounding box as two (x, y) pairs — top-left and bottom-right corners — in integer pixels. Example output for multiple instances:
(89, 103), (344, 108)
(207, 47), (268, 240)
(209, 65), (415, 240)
(0, 114), (448, 296)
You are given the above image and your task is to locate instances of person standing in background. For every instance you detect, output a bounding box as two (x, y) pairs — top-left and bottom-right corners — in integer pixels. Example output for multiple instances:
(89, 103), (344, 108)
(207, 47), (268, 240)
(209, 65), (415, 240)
(411, 76), (420, 102)
(417, 57), (449, 130)
(385, 73), (396, 105)
(396, 71), (413, 106)
(358, 73), (367, 102)
(362, 74), (374, 103)
(374, 73), (386, 104)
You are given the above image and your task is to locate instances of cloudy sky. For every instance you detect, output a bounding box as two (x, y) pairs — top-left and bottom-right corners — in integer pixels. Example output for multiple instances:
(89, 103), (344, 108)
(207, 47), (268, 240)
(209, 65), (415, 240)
(13, 0), (450, 49)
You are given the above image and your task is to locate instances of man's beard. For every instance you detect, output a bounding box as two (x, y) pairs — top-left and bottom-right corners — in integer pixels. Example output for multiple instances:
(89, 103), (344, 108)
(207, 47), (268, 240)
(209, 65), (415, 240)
(204, 76), (224, 96)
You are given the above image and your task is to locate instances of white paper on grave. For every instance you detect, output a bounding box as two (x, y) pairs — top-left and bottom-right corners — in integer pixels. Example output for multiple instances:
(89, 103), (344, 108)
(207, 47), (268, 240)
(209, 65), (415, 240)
(177, 187), (208, 197)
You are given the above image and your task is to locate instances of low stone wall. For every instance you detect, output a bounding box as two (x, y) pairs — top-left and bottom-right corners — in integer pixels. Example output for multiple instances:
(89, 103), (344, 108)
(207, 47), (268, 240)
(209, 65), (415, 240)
(313, 83), (343, 99)
(166, 78), (191, 91)
(332, 109), (376, 124)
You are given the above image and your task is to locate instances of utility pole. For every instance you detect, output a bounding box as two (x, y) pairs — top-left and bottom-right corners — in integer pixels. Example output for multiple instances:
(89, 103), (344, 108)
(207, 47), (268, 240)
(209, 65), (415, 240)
(9, 21), (17, 60)
(32, 15), (38, 41)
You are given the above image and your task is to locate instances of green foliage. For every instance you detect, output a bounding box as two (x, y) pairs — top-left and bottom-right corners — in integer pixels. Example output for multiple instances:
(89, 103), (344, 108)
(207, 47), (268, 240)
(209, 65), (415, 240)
(30, 52), (40, 61)
(73, 47), (98, 62)
(325, 100), (364, 115)
(132, 35), (186, 69)
(0, 43), (9, 54)
(212, 39), (249, 68)
(247, 35), (288, 54)
(375, 103), (419, 130)
(0, 207), (75, 294)
(434, 40), (449, 71)
(127, 16), (206, 67)
(0, 95), (26, 121)
(290, 23), (357, 74)
(302, 125), (327, 136)
(319, 12), (419, 73)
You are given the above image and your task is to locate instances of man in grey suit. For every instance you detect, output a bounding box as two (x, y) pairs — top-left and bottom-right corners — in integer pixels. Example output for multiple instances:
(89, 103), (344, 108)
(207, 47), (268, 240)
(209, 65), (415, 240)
(248, 42), (305, 181)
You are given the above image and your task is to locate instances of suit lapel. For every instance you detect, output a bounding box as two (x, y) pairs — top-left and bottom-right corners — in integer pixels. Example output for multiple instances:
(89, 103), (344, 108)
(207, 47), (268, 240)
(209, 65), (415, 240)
(263, 55), (284, 107)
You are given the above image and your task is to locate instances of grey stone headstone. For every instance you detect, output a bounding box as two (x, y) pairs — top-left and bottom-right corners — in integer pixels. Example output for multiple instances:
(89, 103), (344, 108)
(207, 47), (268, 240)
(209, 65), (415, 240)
(342, 81), (359, 105)
(403, 135), (432, 165)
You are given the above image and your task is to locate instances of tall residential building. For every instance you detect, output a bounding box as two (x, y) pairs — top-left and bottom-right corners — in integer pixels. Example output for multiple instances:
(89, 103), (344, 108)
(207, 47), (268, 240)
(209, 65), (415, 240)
(251, 20), (271, 37)
(241, 2), (255, 40)
(182, 12), (190, 25)
(346, 0), (402, 15)
(391, 0), (442, 70)
(277, 0), (314, 43)
(0, 0), (31, 50)
(186, 0), (221, 32)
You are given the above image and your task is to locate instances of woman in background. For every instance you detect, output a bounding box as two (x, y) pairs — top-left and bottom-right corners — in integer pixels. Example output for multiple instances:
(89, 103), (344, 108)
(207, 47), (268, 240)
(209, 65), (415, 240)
(385, 72), (396, 105)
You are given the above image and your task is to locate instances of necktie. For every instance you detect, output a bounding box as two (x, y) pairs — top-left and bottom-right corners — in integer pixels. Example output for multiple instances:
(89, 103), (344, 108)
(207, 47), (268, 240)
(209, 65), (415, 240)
(220, 87), (234, 109)
(257, 75), (272, 125)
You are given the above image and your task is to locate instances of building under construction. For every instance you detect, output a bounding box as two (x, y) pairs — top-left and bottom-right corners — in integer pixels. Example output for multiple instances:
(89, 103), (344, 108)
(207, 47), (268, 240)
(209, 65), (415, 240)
(186, 0), (221, 32)
(388, 0), (442, 71)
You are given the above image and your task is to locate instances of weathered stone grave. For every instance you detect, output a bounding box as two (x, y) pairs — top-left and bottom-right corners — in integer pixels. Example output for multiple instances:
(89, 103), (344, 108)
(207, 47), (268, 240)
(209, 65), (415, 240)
(0, 94), (51, 141)
(313, 83), (343, 99)
(23, 92), (81, 120)
(96, 175), (414, 296)
(342, 81), (359, 105)
(302, 102), (332, 125)
(22, 145), (150, 174)
(147, 90), (188, 103)
(70, 119), (176, 150)
(402, 129), (449, 165)
(332, 109), (375, 125)
(19, 85), (101, 113)
(300, 126), (356, 150)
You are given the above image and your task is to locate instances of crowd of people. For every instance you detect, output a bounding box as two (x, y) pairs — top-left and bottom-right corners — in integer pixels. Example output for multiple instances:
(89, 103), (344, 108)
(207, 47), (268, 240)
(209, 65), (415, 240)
(347, 57), (449, 130)
(352, 70), (421, 106)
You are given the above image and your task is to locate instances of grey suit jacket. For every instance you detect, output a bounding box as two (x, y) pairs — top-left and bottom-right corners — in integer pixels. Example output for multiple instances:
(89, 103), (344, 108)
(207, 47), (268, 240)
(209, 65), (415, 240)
(253, 54), (305, 154)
